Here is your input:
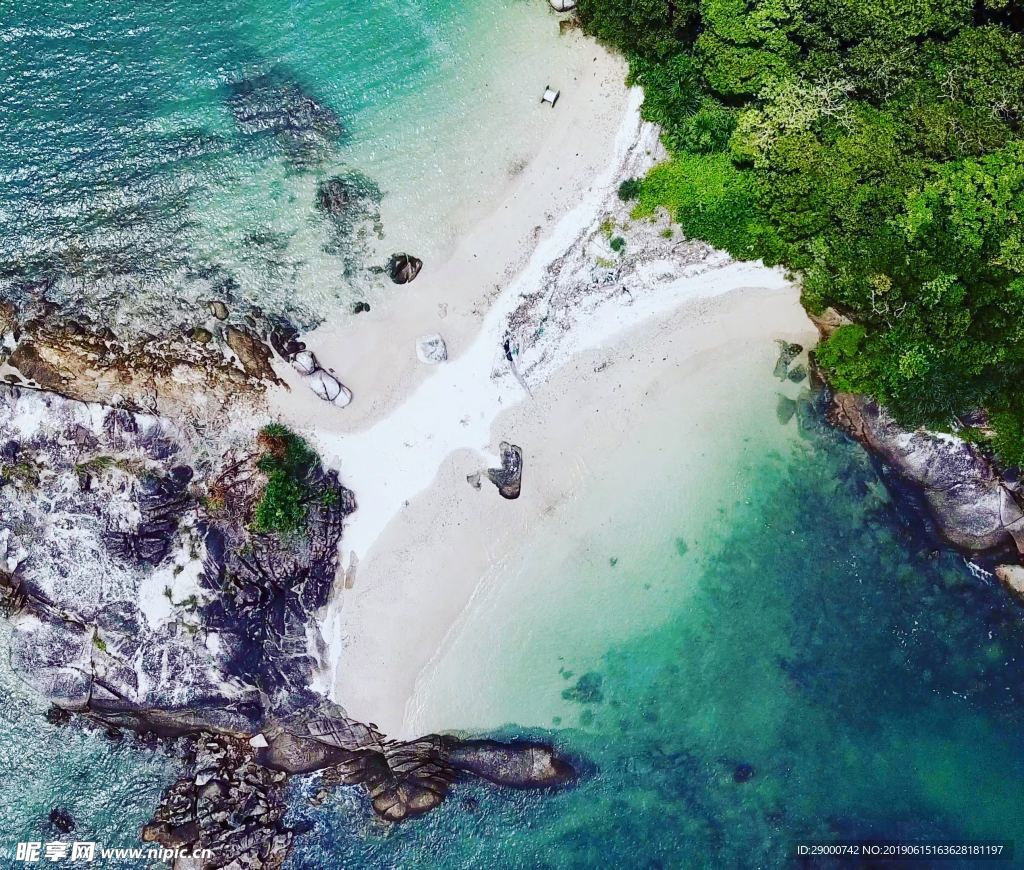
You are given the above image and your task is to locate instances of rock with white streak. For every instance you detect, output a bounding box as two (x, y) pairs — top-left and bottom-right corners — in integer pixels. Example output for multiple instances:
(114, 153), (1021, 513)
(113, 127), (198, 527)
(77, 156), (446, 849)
(416, 334), (447, 365)
(290, 350), (318, 375)
(307, 370), (353, 408)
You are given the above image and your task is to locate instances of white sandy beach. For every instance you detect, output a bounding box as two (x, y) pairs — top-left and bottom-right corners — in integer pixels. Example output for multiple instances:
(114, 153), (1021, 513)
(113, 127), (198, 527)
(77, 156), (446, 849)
(267, 36), (816, 738)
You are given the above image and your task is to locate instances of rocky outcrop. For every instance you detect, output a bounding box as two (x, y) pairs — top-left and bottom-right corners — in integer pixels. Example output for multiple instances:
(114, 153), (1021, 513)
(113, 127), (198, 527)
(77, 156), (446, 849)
(142, 734), (295, 869)
(386, 253), (423, 285)
(226, 326), (283, 385)
(0, 384), (354, 734)
(995, 564), (1024, 603)
(447, 739), (574, 788)
(2, 383), (577, 869)
(828, 391), (1024, 554)
(1, 309), (277, 420)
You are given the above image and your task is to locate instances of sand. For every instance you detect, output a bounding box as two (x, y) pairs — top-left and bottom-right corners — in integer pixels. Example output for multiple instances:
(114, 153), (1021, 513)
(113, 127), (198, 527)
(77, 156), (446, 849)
(266, 37), (816, 739)
(328, 286), (816, 737)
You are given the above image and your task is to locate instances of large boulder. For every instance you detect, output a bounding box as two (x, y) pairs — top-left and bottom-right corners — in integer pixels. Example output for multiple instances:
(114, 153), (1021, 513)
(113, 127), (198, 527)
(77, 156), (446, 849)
(486, 441), (523, 500)
(829, 392), (1024, 553)
(387, 253), (423, 285)
(446, 739), (574, 788)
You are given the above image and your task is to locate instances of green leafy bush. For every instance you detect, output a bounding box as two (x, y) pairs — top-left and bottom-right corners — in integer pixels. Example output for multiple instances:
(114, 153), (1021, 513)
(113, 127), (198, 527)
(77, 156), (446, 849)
(252, 424), (319, 535)
(618, 178), (642, 201)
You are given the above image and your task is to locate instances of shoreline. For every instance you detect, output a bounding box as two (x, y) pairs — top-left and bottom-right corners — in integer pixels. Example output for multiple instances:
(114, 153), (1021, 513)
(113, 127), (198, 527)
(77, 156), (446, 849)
(343, 284), (816, 738)
(262, 41), (817, 735)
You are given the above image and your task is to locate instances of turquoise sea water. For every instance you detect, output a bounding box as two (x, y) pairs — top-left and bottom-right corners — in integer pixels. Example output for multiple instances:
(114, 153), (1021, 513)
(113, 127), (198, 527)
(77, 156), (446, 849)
(0, 0), (568, 329)
(2, 0), (1024, 866)
(286, 391), (1024, 868)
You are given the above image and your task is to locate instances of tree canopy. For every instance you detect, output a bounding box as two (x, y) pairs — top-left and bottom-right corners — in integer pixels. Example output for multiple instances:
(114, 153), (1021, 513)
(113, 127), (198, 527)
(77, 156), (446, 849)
(578, 0), (1024, 461)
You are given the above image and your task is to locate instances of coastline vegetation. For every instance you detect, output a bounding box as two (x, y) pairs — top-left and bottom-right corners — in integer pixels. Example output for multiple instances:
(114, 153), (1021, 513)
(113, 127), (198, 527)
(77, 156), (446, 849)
(579, 0), (1024, 461)
(252, 424), (319, 535)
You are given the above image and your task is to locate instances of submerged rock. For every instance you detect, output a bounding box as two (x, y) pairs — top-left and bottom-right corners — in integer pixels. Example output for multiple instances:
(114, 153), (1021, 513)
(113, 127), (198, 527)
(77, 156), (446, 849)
(773, 341), (803, 380)
(387, 253), (423, 285)
(485, 441), (523, 499)
(48, 808), (75, 834)
(416, 333), (448, 365)
(733, 763), (755, 783)
(776, 395), (797, 425)
(316, 177), (355, 217)
(226, 70), (343, 167)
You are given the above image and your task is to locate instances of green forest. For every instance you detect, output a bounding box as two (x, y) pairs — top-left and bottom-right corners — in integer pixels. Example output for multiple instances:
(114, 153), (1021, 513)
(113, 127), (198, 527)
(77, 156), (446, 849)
(578, 0), (1024, 463)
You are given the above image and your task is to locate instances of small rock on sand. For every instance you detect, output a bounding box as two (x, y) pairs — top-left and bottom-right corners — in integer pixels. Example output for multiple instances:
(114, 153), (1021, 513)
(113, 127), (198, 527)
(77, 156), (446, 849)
(307, 370), (353, 408)
(291, 350), (318, 375)
(416, 334), (448, 364)
(387, 253), (423, 285)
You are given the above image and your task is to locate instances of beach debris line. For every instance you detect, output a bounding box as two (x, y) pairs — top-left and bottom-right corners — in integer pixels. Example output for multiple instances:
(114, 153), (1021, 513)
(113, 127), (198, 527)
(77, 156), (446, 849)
(416, 333), (448, 364)
(541, 85), (560, 107)
(387, 252), (423, 284)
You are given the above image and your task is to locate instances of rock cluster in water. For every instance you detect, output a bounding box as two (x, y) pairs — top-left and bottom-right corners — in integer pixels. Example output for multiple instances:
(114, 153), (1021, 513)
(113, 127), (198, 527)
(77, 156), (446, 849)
(827, 391), (1024, 556)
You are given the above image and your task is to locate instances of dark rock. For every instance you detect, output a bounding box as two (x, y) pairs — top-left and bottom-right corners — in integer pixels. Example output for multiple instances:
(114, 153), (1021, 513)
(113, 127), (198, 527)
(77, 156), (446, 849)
(49, 808), (75, 834)
(829, 391), (1024, 553)
(787, 363), (807, 383)
(387, 253), (423, 285)
(352, 301), (371, 314)
(269, 324), (305, 360)
(446, 740), (575, 789)
(485, 441), (523, 499)
(733, 763), (755, 783)
(44, 705), (72, 726)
